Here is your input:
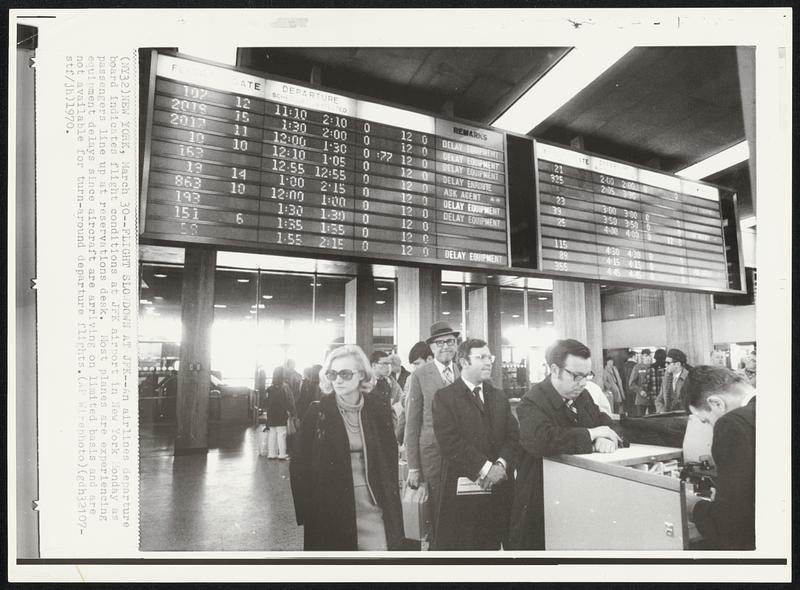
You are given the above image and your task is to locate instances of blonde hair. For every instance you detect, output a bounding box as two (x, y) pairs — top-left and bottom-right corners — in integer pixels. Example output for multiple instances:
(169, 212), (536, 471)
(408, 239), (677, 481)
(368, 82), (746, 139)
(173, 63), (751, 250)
(319, 344), (376, 395)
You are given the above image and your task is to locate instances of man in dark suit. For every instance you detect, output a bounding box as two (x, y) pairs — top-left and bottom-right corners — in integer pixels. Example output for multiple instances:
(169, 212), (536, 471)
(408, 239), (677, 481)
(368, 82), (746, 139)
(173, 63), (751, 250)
(508, 338), (622, 550)
(432, 338), (520, 550)
(684, 365), (755, 550)
(389, 353), (411, 390)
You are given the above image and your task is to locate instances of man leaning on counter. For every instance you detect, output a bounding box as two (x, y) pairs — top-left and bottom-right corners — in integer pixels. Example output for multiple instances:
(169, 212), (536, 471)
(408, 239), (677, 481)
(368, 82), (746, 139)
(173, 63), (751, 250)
(508, 338), (623, 550)
(683, 365), (756, 550)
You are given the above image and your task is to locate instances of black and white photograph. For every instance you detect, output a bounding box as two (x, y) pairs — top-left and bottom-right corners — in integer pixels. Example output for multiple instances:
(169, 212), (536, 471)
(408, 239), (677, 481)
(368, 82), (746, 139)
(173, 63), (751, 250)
(9, 7), (792, 583)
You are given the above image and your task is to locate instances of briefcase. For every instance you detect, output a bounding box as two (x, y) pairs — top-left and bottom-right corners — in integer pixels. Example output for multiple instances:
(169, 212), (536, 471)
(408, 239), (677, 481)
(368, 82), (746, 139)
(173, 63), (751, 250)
(401, 482), (430, 541)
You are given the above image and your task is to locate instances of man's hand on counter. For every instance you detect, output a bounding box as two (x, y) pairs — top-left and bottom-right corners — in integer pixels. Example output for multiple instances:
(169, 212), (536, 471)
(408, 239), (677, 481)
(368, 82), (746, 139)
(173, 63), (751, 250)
(592, 438), (618, 453)
(588, 425), (622, 444)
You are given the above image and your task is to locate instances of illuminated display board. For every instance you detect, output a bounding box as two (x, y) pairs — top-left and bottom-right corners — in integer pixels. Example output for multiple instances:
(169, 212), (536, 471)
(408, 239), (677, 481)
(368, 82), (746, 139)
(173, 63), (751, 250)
(140, 52), (743, 294)
(534, 142), (734, 291)
(140, 53), (509, 269)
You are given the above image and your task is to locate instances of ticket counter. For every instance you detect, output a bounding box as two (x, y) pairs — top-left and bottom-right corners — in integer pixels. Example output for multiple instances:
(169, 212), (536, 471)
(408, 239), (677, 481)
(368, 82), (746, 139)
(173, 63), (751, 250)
(543, 444), (700, 550)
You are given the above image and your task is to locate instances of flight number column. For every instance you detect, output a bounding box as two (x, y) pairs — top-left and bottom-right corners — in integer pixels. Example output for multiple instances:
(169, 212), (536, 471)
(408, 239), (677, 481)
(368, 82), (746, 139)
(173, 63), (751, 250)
(538, 159), (599, 277)
(146, 79), (264, 244)
(353, 121), (436, 259)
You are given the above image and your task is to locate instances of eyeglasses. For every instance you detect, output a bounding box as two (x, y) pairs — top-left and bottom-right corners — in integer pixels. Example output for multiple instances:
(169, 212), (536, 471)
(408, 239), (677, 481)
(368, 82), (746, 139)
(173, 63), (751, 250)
(374, 361), (392, 366)
(325, 369), (361, 381)
(431, 338), (457, 347)
(561, 367), (594, 382)
(469, 354), (496, 363)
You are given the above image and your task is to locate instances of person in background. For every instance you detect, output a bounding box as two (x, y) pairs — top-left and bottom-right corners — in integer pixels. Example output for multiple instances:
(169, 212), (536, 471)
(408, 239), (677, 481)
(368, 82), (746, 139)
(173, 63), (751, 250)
(628, 349), (657, 416)
(602, 357), (625, 414)
(284, 358), (303, 404)
(389, 353), (411, 390)
(652, 349), (667, 401)
(584, 377), (613, 417)
(508, 339), (622, 550)
(290, 345), (403, 550)
(683, 365), (755, 550)
(432, 339), (520, 550)
(739, 349), (756, 387)
(621, 350), (639, 415)
(656, 348), (690, 412)
(265, 366), (294, 460)
(395, 341), (434, 445)
(404, 321), (460, 548)
(370, 350), (403, 435)
(710, 348), (728, 368)
(296, 364), (322, 423)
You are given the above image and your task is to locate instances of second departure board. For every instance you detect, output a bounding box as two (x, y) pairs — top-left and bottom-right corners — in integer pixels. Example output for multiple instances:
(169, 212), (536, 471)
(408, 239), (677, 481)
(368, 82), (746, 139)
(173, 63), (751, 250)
(534, 142), (732, 291)
(140, 53), (509, 269)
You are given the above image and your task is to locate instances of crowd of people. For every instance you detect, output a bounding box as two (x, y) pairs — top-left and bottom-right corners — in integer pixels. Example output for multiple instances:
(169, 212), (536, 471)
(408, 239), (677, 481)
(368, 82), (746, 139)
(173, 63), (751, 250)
(254, 325), (755, 552)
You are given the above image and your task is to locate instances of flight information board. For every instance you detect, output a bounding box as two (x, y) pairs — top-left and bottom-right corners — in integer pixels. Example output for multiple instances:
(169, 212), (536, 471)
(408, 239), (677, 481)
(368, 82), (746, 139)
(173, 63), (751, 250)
(140, 53), (509, 269)
(534, 142), (731, 291)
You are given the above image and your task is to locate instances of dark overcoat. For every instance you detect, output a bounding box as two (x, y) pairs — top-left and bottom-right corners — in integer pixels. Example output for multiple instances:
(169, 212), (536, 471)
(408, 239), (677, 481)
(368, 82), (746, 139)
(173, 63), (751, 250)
(289, 390), (403, 550)
(508, 378), (615, 550)
(692, 397), (755, 550)
(431, 379), (520, 550)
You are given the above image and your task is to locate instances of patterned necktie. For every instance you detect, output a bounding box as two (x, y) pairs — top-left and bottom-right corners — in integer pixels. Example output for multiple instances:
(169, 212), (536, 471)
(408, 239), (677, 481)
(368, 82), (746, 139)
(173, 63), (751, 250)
(473, 386), (485, 410)
(442, 365), (453, 385)
(565, 400), (578, 422)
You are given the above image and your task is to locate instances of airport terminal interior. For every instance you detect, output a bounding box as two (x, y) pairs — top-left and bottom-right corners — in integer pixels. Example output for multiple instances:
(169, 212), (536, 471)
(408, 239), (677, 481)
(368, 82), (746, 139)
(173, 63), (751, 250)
(136, 46), (757, 551)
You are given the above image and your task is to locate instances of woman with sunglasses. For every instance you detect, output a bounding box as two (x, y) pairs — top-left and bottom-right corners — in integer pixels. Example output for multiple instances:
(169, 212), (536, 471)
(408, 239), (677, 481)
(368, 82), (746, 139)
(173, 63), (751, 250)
(289, 345), (403, 550)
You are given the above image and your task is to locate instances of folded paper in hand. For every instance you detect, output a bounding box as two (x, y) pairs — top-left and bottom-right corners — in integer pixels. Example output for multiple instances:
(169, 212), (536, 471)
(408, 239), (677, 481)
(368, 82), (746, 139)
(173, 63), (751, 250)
(456, 477), (491, 495)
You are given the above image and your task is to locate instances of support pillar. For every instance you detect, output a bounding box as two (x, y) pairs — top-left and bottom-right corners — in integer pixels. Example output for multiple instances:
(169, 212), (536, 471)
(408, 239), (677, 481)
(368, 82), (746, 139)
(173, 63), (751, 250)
(396, 267), (440, 362)
(664, 291), (714, 366)
(553, 280), (603, 377)
(175, 248), (216, 454)
(345, 275), (374, 351)
(467, 285), (503, 387)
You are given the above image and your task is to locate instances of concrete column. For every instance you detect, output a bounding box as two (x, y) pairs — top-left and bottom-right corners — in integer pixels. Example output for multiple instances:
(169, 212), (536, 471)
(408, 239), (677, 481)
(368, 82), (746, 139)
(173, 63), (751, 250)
(664, 291), (714, 366)
(553, 280), (603, 377)
(396, 266), (440, 362)
(345, 275), (374, 351)
(175, 248), (217, 454)
(737, 47), (756, 215)
(467, 286), (503, 386)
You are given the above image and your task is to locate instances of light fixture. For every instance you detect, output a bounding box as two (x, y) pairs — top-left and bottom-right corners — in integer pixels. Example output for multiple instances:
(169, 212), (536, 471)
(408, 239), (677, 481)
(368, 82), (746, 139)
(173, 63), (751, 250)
(237, 278), (250, 283)
(140, 299), (152, 305)
(309, 282), (322, 287)
(250, 309), (257, 314)
(376, 300), (386, 305)
(326, 318), (333, 322)
(214, 304), (227, 309)
(537, 296), (548, 301)
(377, 286), (389, 291)
(154, 273), (167, 278)
(441, 290), (448, 294)
(512, 314), (520, 319)
(339, 313), (346, 317)
(739, 215), (756, 229)
(628, 313), (636, 317)
(250, 304), (266, 309)
(262, 294), (273, 300)
(442, 311), (451, 316)
(492, 46), (632, 134)
(546, 308), (553, 313)
(546, 321), (553, 325)
(675, 140), (749, 180)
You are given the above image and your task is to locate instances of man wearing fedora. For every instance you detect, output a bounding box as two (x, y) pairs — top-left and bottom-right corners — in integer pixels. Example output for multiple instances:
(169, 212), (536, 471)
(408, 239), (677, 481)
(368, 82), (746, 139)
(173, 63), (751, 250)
(404, 320), (460, 548)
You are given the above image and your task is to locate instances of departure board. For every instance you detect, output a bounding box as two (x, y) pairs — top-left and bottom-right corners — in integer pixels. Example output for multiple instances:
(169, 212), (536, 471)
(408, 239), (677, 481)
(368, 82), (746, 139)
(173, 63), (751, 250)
(534, 142), (731, 291)
(140, 53), (509, 269)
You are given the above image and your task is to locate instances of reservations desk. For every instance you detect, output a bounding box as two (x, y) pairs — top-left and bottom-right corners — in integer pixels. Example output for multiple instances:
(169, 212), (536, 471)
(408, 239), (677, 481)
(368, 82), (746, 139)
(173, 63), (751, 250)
(543, 444), (700, 550)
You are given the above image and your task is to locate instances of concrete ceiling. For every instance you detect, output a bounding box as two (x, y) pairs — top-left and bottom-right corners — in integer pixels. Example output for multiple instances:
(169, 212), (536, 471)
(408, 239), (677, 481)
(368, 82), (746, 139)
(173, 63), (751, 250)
(238, 46), (753, 218)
